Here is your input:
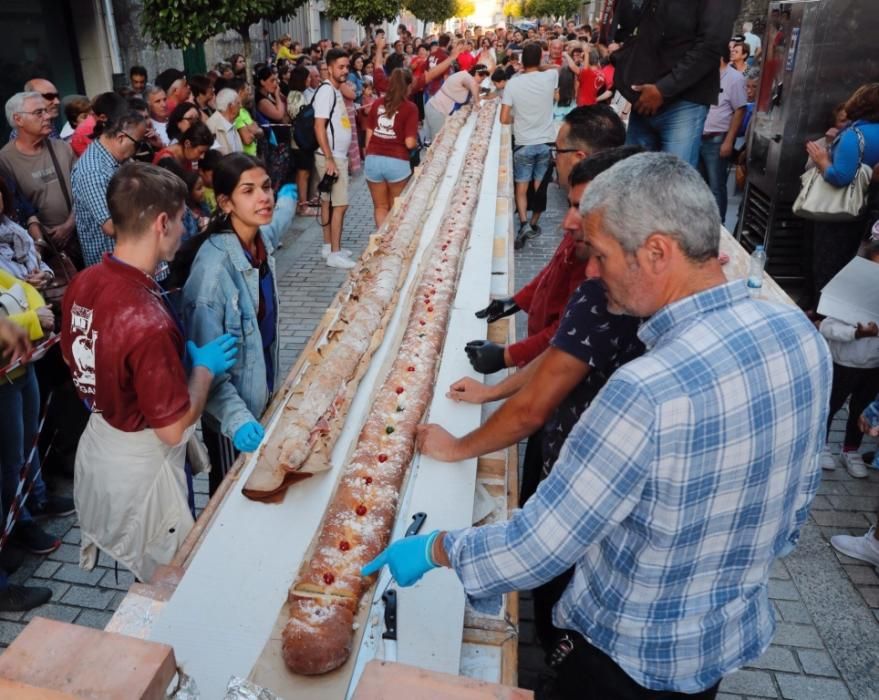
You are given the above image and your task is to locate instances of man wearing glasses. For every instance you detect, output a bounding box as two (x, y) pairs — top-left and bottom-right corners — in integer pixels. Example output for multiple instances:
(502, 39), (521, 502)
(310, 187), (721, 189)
(0, 91), (77, 261)
(71, 102), (149, 268)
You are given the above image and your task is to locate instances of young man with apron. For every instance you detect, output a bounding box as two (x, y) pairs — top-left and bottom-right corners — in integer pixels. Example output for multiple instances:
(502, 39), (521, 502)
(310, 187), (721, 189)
(61, 162), (238, 582)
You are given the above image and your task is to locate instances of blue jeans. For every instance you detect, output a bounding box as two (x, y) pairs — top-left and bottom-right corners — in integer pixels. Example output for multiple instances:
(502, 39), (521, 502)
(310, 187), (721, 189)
(513, 144), (552, 184)
(0, 365), (49, 531)
(626, 100), (709, 168)
(698, 134), (730, 220)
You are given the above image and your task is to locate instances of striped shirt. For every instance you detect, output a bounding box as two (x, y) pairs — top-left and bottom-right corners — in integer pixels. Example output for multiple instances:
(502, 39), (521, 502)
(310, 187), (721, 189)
(445, 281), (831, 692)
(71, 139), (120, 268)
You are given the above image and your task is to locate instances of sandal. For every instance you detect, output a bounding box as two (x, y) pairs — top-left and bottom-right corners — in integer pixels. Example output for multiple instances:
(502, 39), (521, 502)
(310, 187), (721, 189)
(297, 202), (320, 217)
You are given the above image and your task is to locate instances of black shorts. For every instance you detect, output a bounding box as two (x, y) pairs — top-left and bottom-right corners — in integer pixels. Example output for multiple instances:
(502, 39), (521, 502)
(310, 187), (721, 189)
(291, 147), (315, 173)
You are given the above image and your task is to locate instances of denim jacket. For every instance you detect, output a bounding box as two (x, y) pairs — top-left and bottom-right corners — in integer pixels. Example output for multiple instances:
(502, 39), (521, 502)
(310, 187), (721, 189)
(182, 229), (280, 439)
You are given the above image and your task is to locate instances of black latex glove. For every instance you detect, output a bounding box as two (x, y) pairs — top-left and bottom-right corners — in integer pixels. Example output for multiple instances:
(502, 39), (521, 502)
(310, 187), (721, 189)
(465, 340), (507, 374)
(474, 297), (521, 324)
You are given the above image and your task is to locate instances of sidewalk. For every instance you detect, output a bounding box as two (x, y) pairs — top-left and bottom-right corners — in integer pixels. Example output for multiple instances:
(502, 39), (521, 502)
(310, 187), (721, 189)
(2, 172), (878, 700)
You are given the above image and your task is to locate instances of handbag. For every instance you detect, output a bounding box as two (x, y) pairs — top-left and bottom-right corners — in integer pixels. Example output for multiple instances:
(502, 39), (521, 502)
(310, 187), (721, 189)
(793, 127), (873, 221)
(40, 235), (77, 311)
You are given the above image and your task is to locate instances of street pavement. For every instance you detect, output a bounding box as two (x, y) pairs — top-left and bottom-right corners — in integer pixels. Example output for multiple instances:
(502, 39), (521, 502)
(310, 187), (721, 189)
(2, 172), (878, 700)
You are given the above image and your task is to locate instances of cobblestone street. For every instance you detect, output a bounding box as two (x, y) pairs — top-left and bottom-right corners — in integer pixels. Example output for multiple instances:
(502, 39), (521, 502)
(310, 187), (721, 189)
(2, 172), (879, 699)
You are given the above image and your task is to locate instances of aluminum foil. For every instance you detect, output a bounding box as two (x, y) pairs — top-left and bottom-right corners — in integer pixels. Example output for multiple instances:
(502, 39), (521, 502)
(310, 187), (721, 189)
(169, 670), (200, 699)
(223, 676), (283, 700)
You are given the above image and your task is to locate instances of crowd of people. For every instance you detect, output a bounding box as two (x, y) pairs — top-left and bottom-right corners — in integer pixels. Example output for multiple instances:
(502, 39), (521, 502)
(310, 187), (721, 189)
(1, 3), (879, 698)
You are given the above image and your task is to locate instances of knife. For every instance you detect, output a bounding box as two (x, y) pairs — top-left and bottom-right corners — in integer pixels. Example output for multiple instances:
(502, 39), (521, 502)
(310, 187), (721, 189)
(381, 588), (398, 662)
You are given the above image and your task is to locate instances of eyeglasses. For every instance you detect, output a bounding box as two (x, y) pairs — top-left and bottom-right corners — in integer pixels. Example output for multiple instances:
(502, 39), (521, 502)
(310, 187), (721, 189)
(15, 108), (50, 118)
(119, 131), (141, 148)
(550, 145), (580, 159)
(41, 92), (60, 101)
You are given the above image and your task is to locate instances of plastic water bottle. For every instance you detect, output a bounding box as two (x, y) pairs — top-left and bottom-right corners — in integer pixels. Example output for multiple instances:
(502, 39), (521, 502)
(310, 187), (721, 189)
(747, 245), (767, 298)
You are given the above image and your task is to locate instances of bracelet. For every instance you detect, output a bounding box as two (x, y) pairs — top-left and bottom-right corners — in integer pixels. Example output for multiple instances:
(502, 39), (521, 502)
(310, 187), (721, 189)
(425, 530), (440, 567)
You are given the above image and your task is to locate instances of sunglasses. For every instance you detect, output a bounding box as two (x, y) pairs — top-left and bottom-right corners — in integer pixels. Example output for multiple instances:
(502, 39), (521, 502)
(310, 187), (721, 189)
(41, 92), (60, 101)
(550, 145), (580, 159)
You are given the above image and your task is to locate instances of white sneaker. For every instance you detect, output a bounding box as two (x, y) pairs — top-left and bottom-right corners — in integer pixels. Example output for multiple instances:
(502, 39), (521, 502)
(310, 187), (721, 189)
(831, 526), (879, 567)
(326, 252), (355, 269)
(842, 451), (869, 479)
(819, 445), (837, 471)
(321, 243), (331, 259)
(339, 248), (352, 257)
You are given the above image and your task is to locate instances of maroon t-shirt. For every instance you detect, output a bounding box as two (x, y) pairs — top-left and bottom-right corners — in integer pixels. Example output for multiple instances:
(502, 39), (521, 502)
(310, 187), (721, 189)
(366, 98), (419, 161)
(61, 253), (190, 432)
(426, 48), (450, 96)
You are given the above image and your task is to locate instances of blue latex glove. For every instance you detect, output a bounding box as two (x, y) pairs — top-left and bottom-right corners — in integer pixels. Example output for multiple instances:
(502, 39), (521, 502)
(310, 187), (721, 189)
(186, 334), (238, 376)
(233, 421), (265, 452)
(360, 531), (440, 587)
(277, 183), (298, 202)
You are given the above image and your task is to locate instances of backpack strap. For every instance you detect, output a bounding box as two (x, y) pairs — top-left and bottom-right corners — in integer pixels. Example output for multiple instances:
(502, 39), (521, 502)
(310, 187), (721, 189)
(314, 81), (338, 155)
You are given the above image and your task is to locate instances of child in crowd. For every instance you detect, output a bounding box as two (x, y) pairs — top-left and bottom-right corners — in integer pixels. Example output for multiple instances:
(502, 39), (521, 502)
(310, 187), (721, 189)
(61, 96), (91, 143)
(198, 150), (222, 212)
(184, 170), (211, 231)
(819, 241), (879, 477)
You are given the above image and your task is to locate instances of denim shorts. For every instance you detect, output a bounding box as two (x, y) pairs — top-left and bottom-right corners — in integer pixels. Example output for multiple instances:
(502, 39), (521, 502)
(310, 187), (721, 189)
(364, 154), (411, 183)
(513, 143), (552, 183)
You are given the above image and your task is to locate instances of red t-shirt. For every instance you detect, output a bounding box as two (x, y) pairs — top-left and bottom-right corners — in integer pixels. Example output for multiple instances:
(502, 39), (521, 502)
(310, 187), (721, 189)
(61, 253), (190, 432)
(509, 235), (586, 367)
(152, 148), (194, 171)
(71, 115), (96, 157)
(457, 52), (477, 72)
(426, 48), (450, 96)
(366, 98), (418, 161)
(577, 67), (606, 106)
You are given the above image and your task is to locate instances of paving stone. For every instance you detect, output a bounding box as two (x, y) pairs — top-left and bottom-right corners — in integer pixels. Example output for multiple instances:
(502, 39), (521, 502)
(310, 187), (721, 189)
(47, 543), (81, 564)
(770, 560), (791, 580)
(62, 527), (81, 544)
(23, 602), (79, 623)
(810, 511), (871, 528)
(40, 516), (77, 538)
(720, 669), (779, 697)
(8, 558), (42, 585)
(768, 579), (801, 601)
(771, 623), (824, 649)
(815, 481), (853, 495)
(32, 560), (61, 579)
(826, 495), (877, 511)
(0, 609), (24, 622)
(99, 568), (135, 592)
(60, 585), (115, 610)
(0, 621), (26, 645)
(775, 673), (852, 699)
(774, 600), (813, 625)
(745, 645), (799, 673)
(75, 609), (113, 630)
(807, 495), (833, 510)
(842, 564), (879, 586)
(715, 694), (742, 700)
(53, 563), (106, 586)
(855, 585), (879, 608)
(796, 649), (839, 678)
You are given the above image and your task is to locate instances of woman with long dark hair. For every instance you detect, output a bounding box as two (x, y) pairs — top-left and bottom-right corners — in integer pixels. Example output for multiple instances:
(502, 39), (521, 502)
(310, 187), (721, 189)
(286, 66), (319, 217)
(181, 154), (280, 495)
(364, 68), (418, 227)
(254, 65), (292, 191)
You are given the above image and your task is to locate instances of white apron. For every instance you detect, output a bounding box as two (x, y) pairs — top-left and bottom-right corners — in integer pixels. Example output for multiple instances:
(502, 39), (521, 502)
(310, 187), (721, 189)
(74, 413), (195, 582)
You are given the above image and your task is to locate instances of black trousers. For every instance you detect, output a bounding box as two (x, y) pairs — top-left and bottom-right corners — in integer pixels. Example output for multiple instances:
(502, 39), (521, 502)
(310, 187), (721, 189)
(541, 630), (721, 700)
(827, 363), (879, 449)
(812, 219), (865, 304)
(201, 418), (239, 497)
(519, 430), (545, 507)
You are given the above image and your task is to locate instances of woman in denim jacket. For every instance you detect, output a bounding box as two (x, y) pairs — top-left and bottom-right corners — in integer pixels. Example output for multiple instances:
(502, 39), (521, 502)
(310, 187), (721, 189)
(182, 154), (289, 495)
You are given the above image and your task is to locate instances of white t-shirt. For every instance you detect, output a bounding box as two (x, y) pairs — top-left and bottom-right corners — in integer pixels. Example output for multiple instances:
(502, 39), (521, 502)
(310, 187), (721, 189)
(313, 81), (352, 160)
(501, 69), (558, 146)
(150, 119), (169, 146)
(743, 31), (762, 54)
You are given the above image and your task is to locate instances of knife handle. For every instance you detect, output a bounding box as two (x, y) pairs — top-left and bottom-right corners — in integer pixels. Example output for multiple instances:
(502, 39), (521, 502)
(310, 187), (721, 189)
(405, 512), (428, 538)
(382, 588), (397, 639)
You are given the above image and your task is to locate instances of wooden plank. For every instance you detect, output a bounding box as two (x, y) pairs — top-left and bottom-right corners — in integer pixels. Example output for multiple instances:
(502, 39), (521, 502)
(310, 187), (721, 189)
(0, 618), (176, 700)
(0, 679), (77, 699)
(351, 661), (533, 700)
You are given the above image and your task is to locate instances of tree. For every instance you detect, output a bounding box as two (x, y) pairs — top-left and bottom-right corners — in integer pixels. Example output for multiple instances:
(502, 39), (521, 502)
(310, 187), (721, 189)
(452, 0), (476, 19)
(502, 0), (524, 19)
(405, 0), (457, 25)
(525, 0), (582, 19)
(141, 0), (307, 77)
(327, 0), (401, 31)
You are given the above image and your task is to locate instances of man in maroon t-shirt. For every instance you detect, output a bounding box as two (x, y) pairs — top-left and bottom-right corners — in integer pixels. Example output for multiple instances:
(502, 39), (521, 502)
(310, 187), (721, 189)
(426, 34), (453, 97)
(61, 162), (238, 582)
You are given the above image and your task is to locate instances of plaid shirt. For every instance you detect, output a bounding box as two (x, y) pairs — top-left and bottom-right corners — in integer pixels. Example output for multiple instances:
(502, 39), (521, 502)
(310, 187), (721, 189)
(446, 281), (831, 692)
(71, 139), (119, 268)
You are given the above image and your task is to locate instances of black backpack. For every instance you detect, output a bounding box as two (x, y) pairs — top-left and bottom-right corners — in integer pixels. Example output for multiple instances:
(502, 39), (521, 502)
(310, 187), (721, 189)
(293, 82), (336, 153)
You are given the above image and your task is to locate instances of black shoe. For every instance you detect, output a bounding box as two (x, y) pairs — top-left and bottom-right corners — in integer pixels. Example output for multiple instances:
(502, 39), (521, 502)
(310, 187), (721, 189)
(0, 545), (26, 575)
(526, 223), (542, 239)
(30, 495), (76, 520)
(12, 522), (61, 555)
(514, 234), (528, 250)
(0, 584), (52, 612)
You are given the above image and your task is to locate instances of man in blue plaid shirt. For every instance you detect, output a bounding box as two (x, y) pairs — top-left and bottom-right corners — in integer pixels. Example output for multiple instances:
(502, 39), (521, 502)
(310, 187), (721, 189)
(364, 152), (832, 699)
